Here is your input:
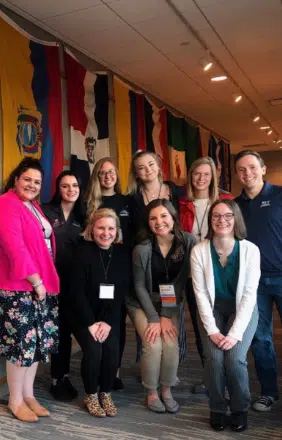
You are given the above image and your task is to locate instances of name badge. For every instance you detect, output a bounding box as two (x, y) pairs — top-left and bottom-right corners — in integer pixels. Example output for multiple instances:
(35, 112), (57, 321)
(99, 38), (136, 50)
(99, 284), (115, 299)
(159, 284), (176, 307)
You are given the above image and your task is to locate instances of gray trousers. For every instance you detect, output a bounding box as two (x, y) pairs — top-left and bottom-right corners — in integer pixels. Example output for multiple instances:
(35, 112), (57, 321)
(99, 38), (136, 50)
(200, 303), (258, 413)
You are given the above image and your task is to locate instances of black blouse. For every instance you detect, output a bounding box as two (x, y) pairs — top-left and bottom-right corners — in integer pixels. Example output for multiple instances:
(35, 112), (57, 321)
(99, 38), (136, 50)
(151, 237), (186, 293)
(68, 240), (132, 331)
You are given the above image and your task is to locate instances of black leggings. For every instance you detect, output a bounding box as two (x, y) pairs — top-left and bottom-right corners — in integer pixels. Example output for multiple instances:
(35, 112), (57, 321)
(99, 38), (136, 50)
(185, 278), (204, 367)
(118, 303), (127, 368)
(74, 327), (119, 394)
(51, 297), (72, 379)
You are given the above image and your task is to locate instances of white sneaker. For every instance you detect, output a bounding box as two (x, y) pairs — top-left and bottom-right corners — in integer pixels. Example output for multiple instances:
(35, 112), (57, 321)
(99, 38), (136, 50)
(253, 396), (275, 412)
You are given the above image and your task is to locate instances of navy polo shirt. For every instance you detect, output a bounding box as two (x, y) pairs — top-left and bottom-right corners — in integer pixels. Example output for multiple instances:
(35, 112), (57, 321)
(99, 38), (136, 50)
(235, 181), (282, 277)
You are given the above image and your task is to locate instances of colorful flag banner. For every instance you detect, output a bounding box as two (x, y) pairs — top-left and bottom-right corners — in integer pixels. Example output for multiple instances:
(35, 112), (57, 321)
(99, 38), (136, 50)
(166, 110), (200, 184)
(65, 50), (109, 192)
(208, 136), (231, 192)
(0, 12), (63, 202)
(113, 76), (132, 193)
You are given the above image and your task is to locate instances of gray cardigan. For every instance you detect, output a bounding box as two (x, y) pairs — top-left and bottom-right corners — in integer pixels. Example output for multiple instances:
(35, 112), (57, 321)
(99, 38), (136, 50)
(126, 232), (196, 323)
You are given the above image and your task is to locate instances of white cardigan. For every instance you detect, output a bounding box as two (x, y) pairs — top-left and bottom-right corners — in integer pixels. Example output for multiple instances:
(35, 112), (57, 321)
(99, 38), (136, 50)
(191, 239), (260, 341)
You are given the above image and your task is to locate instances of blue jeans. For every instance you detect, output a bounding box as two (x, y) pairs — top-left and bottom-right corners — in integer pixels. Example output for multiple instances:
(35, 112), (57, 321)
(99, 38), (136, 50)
(251, 277), (282, 399)
(201, 304), (258, 413)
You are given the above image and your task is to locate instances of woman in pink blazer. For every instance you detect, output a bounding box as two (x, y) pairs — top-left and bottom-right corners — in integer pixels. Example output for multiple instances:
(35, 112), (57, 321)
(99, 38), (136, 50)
(0, 158), (59, 423)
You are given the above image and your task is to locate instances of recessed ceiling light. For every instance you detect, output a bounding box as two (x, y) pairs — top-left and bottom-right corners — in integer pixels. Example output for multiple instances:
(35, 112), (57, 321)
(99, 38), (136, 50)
(200, 58), (213, 71)
(260, 126), (270, 130)
(211, 76), (227, 82)
(277, 139), (282, 143)
(267, 129), (273, 135)
(234, 94), (242, 103)
(253, 116), (260, 122)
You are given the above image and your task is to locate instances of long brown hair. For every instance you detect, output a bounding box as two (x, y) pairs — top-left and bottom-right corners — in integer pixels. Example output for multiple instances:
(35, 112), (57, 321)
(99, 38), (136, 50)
(186, 156), (218, 203)
(137, 198), (185, 246)
(85, 157), (121, 216)
(206, 199), (247, 240)
(127, 150), (163, 194)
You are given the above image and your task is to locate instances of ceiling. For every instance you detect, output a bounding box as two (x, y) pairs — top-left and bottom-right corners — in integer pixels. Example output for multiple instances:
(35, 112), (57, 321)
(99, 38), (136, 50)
(2, 0), (282, 153)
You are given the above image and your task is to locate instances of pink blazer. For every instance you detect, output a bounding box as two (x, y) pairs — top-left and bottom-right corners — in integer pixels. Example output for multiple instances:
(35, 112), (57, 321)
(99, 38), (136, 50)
(0, 190), (59, 294)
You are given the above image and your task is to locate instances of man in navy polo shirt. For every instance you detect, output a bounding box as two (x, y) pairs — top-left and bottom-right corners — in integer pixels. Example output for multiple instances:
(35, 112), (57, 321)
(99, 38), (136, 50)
(235, 150), (282, 412)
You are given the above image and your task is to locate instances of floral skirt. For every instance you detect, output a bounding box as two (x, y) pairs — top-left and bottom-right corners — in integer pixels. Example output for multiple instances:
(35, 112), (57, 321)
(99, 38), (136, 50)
(0, 290), (59, 367)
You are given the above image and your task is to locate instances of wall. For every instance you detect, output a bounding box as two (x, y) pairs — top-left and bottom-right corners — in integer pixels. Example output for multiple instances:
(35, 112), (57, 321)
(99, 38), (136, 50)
(231, 150), (282, 197)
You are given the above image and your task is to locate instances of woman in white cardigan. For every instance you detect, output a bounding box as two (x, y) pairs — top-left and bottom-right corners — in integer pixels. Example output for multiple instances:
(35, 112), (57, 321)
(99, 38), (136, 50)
(191, 199), (260, 433)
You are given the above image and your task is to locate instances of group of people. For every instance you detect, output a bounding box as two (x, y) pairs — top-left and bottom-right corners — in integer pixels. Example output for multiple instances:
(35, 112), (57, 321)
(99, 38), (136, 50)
(0, 149), (281, 434)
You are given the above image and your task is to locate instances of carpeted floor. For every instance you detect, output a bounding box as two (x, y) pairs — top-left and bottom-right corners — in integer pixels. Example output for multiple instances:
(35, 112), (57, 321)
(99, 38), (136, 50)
(0, 311), (282, 440)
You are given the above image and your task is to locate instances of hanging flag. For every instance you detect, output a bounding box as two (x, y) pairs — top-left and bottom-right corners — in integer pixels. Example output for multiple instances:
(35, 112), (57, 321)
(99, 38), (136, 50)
(167, 111), (200, 184)
(0, 12), (63, 202)
(113, 76), (132, 193)
(129, 91), (146, 154)
(208, 136), (231, 192)
(199, 127), (211, 157)
(65, 50), (109, 192)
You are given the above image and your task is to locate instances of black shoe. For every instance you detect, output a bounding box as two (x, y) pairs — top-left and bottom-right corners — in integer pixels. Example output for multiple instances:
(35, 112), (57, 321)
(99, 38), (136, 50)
(210, 411), (226, 431)
(63, 376), (78, 399)
(231, 411), (248, 432)
(191, 381), (207, 395)
(112, 377), (124, 391)
(50, 377), (78, 401)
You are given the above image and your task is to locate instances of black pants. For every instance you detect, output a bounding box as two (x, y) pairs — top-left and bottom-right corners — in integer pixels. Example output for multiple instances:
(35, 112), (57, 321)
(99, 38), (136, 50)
(185, 278), (204, 367)
(51, 296), (72, 379)
(74, 327), (119, 394)
(118, 303), (127, 368)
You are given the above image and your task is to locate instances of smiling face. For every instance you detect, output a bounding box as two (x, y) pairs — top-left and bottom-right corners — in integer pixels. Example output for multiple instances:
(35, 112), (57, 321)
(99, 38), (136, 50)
(92, 217), (117, 248)
(235, 154), (266, 192)
(14, 168), (42, 201)
(191, 164), (212, 194)
(211, 203), (235, 238)
(98, 161), (117, 191)
(59, 175), (80, 203)
(134, 154), (160, 184)
(148, 206), (174, 237)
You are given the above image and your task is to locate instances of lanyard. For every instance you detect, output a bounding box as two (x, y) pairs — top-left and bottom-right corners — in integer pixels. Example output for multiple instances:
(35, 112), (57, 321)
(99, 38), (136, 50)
(162, 257), (170, 283)
(99, 247), (113, 284)
(29, 203), (46, 236)
(194, 200), (209, 240)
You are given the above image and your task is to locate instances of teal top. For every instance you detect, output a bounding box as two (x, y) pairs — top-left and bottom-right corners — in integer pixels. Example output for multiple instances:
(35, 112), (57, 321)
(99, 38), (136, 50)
(211, 240), (240, 301)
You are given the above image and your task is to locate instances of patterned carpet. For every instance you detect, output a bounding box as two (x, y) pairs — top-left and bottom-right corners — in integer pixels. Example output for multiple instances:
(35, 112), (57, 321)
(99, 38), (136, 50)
(0, 312), (282, 440)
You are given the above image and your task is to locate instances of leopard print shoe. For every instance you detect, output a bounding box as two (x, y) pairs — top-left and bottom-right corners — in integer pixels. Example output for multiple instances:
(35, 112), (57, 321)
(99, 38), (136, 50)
(84, 394), (106, 417)
(99, 392), (118, 417)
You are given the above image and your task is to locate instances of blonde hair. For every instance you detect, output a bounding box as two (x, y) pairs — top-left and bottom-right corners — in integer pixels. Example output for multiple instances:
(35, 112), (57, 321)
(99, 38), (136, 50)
(187, 156), (219, 203)
(127, 150), (163, 194)
(85, 157), (121, 216)
(82, 208), (121, 242)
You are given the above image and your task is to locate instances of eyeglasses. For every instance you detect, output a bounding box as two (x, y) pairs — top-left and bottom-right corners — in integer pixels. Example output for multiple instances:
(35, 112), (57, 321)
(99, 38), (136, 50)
(211, 213), (234, 221)
(98, 169), (116, 177)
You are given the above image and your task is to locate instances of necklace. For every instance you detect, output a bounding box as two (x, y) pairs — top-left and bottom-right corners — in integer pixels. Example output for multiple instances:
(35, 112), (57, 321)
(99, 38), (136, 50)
(193, 199), (210, 240)
(28, 203), (46, 235)
(143, 184), (162, 204)
(214, 242), (235, 257)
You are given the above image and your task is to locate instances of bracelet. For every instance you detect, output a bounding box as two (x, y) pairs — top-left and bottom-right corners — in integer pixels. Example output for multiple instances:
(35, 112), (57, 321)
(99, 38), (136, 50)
(32, 279), (43, 289)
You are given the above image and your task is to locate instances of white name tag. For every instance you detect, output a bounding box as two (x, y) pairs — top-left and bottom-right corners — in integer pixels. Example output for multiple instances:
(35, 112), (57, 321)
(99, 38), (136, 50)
(159, 284), (176, 307)
(99, 284), (115, 299)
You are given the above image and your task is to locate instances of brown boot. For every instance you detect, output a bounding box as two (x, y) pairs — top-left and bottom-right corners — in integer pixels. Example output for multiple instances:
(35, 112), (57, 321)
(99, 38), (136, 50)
(84, 394), (106, 417)
(99, 392), (117, 417)
(8, 401), (38, 422)
(24, 397), (50, 417)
